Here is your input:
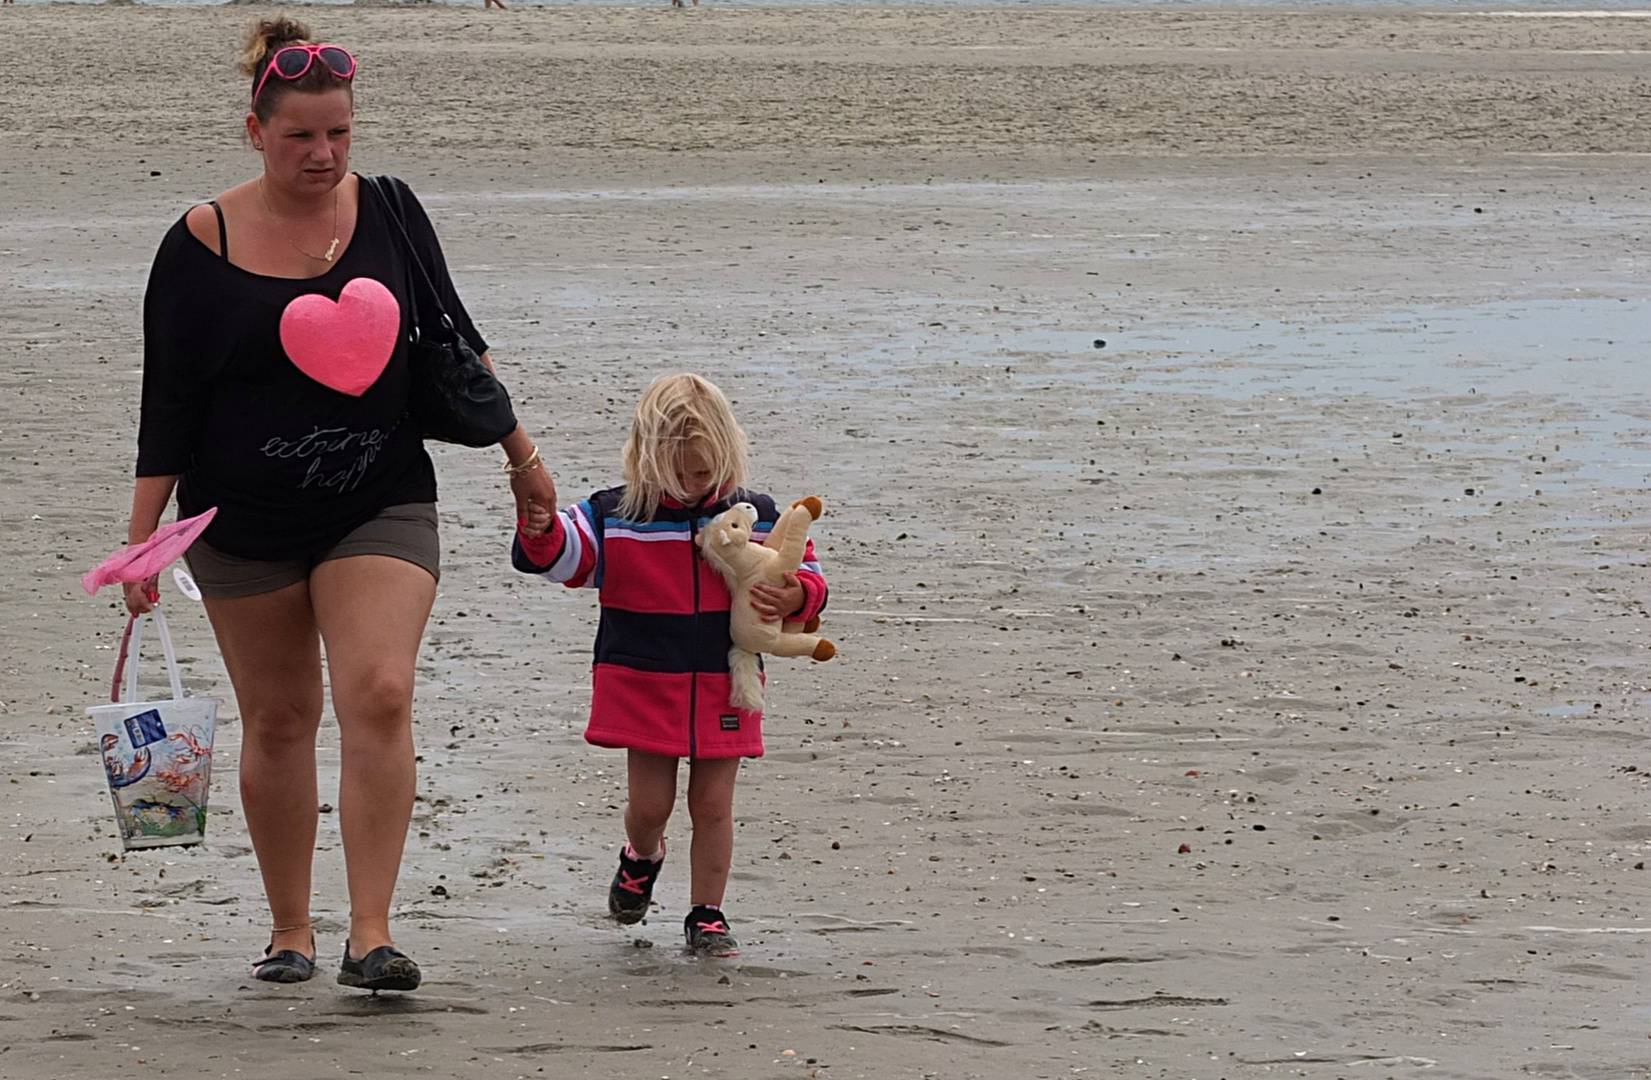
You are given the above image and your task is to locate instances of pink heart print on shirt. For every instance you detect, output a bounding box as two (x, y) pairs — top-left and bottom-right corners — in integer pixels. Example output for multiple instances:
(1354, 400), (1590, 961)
(278, 277), (401, 397)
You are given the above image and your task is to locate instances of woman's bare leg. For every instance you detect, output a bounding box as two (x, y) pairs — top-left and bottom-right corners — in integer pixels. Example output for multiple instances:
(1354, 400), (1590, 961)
(685, 757), (740, 907)
(202, 582), (324, 959)
(309, 554), (435, 957)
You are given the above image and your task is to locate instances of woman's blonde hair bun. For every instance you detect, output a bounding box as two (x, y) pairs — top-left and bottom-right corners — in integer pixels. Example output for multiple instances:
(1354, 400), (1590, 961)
(236, 16), (312, 78)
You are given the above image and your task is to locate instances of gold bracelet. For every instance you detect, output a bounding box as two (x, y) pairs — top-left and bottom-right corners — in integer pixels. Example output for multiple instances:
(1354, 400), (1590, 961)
(504, 446), (542, 477)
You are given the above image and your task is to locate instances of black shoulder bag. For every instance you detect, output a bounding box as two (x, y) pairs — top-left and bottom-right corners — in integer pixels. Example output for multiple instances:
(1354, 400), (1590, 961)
(366, 175), (518, 447)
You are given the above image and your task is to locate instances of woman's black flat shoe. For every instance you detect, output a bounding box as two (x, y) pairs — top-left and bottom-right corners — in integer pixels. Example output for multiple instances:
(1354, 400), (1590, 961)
(337, 942), (422, 992)
(253, 946), (316, 983)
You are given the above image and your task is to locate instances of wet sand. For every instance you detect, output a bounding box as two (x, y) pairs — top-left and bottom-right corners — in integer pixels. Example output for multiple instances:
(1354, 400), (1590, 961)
(3, 5), (1651, 1078)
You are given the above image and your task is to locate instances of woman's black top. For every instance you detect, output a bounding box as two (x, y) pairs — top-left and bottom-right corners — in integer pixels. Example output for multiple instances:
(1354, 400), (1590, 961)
(136, 175), (487, 560)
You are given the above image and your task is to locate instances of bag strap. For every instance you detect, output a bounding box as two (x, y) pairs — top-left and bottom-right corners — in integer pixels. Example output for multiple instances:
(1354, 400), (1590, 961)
(363, 175), (457, 337)
(112, 608), (185, 704)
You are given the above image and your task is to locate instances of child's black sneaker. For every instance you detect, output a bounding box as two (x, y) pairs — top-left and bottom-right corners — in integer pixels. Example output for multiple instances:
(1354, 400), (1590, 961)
(684, 905), (740, 957)
(608, 843), (663, 924)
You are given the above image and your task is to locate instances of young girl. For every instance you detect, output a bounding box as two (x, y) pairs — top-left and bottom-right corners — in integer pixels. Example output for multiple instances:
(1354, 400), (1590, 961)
(513, 373), (829, 956)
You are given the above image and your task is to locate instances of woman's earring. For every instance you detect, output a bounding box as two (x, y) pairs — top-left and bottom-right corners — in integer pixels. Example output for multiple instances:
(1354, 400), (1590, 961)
(253, 142), (264, 150)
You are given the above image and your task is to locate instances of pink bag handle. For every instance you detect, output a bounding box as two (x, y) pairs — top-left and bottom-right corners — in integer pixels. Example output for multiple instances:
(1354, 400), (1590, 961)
(109, 616), (135, 703)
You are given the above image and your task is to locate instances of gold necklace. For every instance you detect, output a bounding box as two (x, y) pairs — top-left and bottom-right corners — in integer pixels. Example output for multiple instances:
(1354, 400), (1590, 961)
(259, 176), (341, 263)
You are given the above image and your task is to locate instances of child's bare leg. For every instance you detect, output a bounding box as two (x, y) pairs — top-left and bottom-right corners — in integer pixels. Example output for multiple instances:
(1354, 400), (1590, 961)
(609, 751), (676, 924)
(686, 757), (740, 906)
(624, 750), (679, 858)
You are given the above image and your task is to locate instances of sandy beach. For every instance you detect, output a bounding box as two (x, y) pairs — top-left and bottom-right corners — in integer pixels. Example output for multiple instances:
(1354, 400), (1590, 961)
(4, 4), (1651, 1077)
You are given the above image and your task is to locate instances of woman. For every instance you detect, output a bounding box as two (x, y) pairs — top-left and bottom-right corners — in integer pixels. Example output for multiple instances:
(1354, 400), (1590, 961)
(123, 16), (556, 992)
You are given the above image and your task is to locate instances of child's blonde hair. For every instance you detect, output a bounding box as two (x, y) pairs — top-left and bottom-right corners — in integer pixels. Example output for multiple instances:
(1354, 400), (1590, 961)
(620, 373), (750, 521)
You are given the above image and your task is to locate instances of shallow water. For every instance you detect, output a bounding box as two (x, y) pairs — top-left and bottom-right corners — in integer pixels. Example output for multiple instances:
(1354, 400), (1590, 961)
(922, 298), (1651, 495)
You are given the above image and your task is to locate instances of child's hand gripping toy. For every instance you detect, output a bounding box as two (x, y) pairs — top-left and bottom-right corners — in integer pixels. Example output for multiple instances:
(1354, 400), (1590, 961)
(696, 496), (835, 711)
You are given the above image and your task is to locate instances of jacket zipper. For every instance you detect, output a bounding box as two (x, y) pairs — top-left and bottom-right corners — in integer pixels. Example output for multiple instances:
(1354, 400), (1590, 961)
(687, 511), (701, 759)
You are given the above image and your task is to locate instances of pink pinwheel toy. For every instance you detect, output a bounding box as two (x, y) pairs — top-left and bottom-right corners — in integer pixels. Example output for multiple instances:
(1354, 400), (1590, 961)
(82, 508), (217, 598)
(83, 508), (217, 704)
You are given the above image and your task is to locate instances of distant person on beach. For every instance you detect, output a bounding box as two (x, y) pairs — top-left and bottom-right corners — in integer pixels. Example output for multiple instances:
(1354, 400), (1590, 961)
(511, 373), (829, 957)
(123, 15), (556, 992)
(485, 0), (506, 10)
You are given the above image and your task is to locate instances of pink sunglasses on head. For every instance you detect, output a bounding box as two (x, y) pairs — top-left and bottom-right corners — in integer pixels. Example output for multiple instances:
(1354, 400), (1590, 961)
(252, 44), (357, 109)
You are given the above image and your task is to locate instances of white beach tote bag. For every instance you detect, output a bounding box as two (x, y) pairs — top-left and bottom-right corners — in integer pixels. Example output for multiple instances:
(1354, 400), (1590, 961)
(85, 608), (221, 850)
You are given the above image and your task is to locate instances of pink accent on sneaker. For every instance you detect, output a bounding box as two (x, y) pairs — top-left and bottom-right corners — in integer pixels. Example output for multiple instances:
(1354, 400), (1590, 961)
(617, 870), (652, 895)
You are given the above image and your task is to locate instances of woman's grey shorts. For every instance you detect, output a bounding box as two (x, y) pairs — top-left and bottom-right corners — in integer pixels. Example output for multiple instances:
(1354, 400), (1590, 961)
(183, 503), (440, 600)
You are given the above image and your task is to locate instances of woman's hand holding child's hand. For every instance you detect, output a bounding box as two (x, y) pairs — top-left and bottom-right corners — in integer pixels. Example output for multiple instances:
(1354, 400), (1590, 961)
(510, 464), (558, 532)
(521, 499), (555, 539)
(749, 573), (804, 623)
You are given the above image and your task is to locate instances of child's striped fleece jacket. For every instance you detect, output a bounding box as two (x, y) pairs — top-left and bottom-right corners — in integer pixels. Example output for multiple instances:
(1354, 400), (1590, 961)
(512, 485), (829, 759)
